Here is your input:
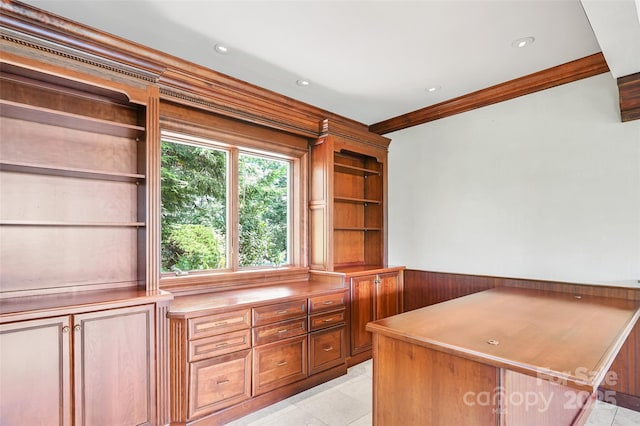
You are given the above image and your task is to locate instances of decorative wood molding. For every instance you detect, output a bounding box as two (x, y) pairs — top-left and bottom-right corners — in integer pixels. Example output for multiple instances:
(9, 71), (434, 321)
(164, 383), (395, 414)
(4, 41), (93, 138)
(0, 0), (369, 138)
(320, 118), (390, 150)
(369, 53), (611, 135)
(145, 85), (161, 293)
(618, 72), (640, 122)
(155, 301), (171, 426)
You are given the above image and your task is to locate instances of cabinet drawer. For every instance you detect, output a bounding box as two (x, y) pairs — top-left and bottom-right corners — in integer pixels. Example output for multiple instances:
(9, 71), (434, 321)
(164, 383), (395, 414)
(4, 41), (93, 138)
(188, 309), (250, 340)
(309, 326), (346, 375)
(252, 300), (307, 326)
(252, 335), (307, 395)
(309, 292), (346, 314)
(189, 329), (251, 362)
(253, 318), (307, 346)
(188, 349), (251, 419)
(309, 309), (345, 332)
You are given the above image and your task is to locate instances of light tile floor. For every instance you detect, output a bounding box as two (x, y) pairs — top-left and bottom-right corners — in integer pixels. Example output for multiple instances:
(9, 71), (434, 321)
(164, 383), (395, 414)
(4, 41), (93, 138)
(227, 360), (640, 425)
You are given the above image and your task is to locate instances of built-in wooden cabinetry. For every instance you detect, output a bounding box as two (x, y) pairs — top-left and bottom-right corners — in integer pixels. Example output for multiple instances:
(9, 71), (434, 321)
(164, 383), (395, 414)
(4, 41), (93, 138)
(309, 119), (404, 365)
(0, 63), (148, 295)
(310, 119), (390, 271)
(308, 291), (347, 374)
(168, 282), (348, 425)
(0, 29), (170, 425)
(0, 295), (160, 426)
(350, 269), (403, 357)
(252, 299), (309, 395)
(0, 3), (398, 424)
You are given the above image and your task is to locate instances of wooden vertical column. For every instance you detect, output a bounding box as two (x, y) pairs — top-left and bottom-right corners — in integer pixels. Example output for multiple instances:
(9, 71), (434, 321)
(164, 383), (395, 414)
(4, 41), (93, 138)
(146, 84), (161, 293)
(146, 85), (172, 425)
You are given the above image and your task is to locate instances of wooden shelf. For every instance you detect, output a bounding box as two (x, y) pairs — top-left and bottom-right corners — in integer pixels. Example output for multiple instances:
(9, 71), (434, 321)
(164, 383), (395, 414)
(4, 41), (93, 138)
(0, 161), (145, 182)
(334, 163), (380, 177)
(0, 220), (145, 227)
(334, 196), (381, 205)
(0, 99), (145, 139)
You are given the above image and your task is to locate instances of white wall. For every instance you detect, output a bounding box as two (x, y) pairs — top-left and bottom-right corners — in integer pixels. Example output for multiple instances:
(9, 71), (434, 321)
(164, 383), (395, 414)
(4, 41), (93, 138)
(387, 73), (640, 286)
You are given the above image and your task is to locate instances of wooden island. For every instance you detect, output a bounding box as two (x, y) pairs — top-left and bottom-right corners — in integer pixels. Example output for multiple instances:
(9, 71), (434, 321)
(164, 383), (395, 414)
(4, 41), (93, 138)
(366, 287), (640, 425)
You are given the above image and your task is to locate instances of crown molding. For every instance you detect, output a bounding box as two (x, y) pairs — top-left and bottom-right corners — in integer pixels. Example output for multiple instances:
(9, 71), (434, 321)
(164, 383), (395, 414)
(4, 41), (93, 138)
(369, 53), (610, 135)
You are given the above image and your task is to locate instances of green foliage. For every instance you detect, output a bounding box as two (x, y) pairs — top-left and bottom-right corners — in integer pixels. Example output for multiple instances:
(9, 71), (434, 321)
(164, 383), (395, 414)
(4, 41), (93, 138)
(161, 141), (227, 272)
(163, 224), (225, 271)
(239, 154), (288, 267)
(161, 140), (289, 273)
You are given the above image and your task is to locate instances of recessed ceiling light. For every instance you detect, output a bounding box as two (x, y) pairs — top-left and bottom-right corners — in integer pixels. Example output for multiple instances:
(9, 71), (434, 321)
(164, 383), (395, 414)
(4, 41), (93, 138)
(214, 44), (230, 54)
(296, 79), (311, 87)
(426, 85), (442, 93)
(512, 36), (535, 48)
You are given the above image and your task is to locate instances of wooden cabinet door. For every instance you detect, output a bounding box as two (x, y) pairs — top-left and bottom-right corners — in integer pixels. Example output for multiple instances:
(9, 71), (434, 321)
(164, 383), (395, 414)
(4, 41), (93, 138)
(0, 316), (71, 426)
(375, 272), (401, 321)
(252, 335), (308, 395)
(351, 275), (375, 354)
(309, 325), (346, 375)
(188, 349), (251, 419)
(74, 305), (154, 426)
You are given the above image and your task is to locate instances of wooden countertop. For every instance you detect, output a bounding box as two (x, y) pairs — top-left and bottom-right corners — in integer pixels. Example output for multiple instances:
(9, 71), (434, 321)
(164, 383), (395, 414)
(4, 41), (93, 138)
(366, 286), (640, 392)
(0, 287), (173, 323)
(168, 279), (347, 319)
(320, 265), (405, 276)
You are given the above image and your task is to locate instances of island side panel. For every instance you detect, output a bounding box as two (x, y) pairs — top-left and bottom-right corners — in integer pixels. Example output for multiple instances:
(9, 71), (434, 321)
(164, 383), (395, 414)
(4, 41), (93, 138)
(502, 369), (596, 426)
(600, 320), (640, 411)
(372, 334), (497, 426)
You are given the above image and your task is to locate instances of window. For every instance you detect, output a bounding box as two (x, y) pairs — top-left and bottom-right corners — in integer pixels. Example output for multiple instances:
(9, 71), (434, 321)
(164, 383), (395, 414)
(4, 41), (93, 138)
(160, 132), (292, 276)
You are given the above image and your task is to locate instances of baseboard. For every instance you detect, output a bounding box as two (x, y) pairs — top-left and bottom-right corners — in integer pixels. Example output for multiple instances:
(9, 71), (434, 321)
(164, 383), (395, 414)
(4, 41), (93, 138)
(598, 388), (640, 412)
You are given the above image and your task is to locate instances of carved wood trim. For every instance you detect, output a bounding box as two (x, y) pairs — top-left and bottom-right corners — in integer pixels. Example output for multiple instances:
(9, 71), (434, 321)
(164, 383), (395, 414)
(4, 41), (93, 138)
(320, 119), (390, 150)
(145, 86), (161, 292)
(0, 1), (367, 138)
(0, 1), (165, 77)
(369, 53), (610, 134)
(169, 318), (188, 423)
(618, 72), (640, 122)
(155, 301), (171, 426)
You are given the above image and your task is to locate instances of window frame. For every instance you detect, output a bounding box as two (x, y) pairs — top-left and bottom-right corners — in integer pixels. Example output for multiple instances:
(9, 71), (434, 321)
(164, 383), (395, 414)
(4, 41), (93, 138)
(158, 128), (308, 290)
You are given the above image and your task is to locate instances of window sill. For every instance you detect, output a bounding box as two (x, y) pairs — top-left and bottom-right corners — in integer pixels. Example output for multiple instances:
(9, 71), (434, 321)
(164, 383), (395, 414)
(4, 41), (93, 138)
(160, 266), (310, 295)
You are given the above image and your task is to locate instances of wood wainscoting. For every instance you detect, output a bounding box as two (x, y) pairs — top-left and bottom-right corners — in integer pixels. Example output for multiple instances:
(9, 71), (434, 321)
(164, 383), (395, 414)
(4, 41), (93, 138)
(403, 269), (640, 413)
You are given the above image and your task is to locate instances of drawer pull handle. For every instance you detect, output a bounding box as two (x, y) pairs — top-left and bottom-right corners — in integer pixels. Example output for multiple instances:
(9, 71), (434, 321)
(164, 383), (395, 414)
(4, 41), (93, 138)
(215, 342), (229, 347)
(277, 310), (288, 315)
(323, 318), (335, 323)
(278, 329), (289, 334)
(214, 321), (228, 326)
(217, 379), (230, 385)
(322, 301), (334, 305)
(323, 346), (334, 352)
(276, 361), (288, 366)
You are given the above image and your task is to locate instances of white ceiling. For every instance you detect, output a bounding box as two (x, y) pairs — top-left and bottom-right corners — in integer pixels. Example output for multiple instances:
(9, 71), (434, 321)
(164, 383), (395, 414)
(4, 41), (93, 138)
(22, 1), (640, 125)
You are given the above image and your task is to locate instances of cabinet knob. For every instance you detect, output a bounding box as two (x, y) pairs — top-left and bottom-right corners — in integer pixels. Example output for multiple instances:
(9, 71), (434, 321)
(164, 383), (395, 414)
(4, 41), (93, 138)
(374, 275), (381, 285)
(62, 326), (70, 333)
(74, 324), (81, 332)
